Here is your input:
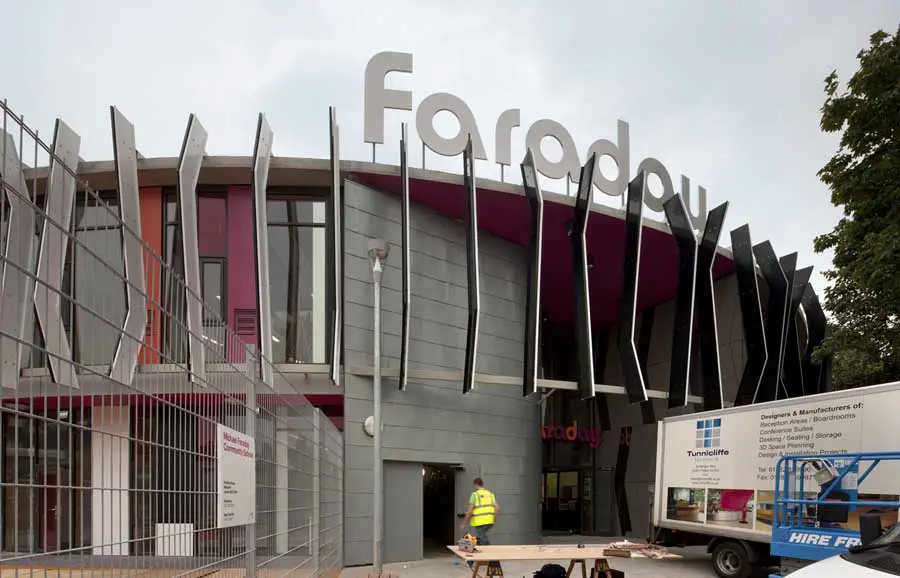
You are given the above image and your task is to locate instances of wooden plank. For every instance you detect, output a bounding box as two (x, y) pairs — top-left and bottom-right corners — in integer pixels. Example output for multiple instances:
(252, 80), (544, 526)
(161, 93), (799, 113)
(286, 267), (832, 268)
(447, 544), (680, 562)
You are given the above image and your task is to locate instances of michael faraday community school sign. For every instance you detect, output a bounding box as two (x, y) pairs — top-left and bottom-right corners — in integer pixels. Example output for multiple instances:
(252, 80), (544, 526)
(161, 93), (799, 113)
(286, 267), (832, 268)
(364, 51), (709, 228)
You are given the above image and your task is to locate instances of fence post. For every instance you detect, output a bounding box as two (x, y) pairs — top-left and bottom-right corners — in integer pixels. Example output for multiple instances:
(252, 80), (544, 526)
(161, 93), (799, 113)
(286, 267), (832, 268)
(246, 352), (258, 578)
(313, 407), (322, 574)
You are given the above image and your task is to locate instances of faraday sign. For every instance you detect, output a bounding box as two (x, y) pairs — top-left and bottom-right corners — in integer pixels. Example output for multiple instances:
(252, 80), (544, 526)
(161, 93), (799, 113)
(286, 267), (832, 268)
(364, 51), (709, 228)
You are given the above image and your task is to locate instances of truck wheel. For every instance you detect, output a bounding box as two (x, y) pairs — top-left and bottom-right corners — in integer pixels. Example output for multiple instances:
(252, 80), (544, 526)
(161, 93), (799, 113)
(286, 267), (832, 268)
(712, 541), (751, 578)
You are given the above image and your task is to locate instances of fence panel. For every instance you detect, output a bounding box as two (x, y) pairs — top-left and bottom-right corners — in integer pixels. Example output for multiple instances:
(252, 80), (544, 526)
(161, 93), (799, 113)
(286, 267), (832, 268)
(0, 102), (343, 577)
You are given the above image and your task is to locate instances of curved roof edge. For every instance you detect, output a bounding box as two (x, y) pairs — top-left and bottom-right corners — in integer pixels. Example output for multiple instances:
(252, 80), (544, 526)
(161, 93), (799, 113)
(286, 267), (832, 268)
(26, 154), (735, 261)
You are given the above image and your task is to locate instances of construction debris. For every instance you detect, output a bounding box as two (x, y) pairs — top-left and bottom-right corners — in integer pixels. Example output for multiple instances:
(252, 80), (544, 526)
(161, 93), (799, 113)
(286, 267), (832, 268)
(602, 540), (670, 559)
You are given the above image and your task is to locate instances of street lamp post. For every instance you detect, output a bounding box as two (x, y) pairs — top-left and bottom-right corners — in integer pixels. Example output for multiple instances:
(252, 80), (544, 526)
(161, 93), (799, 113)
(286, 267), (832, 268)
(368, 238), (389, 575)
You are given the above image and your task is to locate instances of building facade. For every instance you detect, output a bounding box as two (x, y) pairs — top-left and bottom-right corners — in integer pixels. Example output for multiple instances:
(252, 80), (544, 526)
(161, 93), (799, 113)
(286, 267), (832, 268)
(0, 98), (828, 572)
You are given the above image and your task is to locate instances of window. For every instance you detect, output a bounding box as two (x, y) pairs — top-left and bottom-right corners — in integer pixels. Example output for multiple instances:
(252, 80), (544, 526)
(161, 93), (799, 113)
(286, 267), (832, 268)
(162, 191), (186, 362)
(162, 191), (228, 361)
(201, 258), (225, 323)
(72, 194), (126, 366)
(266, 196), (327, 364)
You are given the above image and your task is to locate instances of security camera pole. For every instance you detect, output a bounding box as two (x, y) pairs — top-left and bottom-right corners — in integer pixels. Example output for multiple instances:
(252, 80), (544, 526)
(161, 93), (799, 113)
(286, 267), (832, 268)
(368, 238), (389, 574)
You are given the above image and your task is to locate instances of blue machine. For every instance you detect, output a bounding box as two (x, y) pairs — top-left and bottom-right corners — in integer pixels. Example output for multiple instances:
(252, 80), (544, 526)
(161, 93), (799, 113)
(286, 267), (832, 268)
(770, 451), (900, 567)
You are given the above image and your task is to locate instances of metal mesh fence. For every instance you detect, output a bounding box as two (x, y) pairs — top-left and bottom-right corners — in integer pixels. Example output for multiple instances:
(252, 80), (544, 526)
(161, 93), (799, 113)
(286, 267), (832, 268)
(0, 102), (343, 577)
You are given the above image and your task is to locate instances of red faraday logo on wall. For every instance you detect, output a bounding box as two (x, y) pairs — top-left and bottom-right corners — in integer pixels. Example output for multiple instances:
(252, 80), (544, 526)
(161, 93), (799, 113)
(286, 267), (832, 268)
(541, 420), (603, 448)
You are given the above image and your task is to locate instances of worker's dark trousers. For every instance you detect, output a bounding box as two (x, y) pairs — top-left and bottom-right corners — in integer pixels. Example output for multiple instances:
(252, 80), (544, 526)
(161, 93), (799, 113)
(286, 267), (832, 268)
(473, 524), (493, 545)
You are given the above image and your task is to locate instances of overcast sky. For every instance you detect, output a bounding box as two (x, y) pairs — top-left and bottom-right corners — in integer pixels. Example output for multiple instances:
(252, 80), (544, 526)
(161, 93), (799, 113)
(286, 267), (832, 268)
(2, 0), (899, 293)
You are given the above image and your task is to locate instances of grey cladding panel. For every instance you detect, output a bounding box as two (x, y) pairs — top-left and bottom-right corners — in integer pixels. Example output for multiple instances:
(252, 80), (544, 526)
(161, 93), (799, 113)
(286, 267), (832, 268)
(35, 120), (80, 389)
(176, 114), (208, 383)
(252, 113), (274, 386)
(341, 179), (540, 565)
(329, 107), (342, 385)
(0, 130), (36, 388)
(109, 107), (147, 387)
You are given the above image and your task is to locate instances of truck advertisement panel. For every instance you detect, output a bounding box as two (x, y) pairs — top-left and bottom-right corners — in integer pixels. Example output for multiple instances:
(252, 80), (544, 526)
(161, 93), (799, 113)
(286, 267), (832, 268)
(656, 384), (900, 540)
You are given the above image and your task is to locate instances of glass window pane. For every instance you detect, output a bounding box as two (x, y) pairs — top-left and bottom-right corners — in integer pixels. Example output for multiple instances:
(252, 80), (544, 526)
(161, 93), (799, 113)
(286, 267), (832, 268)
(201, 261), (224, 322)
(73, 202), (126, 366)
(266, 219), (326, 364)
(165, 192), (178, 223)
(266, 199), (325, 225)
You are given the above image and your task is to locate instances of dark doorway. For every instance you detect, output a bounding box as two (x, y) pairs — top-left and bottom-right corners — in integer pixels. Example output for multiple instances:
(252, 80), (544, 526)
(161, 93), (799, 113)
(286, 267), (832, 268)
(422, 464), (456, 556)
(542, 469), (582, 534)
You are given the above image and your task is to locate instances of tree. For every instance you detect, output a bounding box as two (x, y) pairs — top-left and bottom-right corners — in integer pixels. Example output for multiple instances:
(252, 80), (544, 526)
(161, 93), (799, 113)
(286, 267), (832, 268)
(813, 25), (900, 388)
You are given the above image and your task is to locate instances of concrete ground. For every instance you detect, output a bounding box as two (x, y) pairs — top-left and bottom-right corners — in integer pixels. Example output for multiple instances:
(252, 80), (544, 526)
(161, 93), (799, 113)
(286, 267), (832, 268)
(340, 548), (717, 577)
(339, 536), (775, 577)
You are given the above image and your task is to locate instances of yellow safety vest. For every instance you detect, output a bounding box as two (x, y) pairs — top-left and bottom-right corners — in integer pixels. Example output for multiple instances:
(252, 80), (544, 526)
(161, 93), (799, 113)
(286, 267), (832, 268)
(470, 488), (497, 527)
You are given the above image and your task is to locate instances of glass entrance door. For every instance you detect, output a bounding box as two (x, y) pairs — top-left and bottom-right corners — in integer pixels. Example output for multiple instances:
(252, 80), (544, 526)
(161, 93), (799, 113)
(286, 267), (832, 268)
(542, 470), (582, 534)
(2, 410), (77, 553)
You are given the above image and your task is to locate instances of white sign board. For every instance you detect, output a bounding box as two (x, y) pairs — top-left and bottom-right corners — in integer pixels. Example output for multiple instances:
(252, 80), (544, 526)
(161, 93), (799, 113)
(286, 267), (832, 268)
(657, 384), (900, 538)
(216, 424), (256, 528)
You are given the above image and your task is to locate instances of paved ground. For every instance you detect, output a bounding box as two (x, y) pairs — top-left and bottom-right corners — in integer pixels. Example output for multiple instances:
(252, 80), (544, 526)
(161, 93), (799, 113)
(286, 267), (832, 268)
(340, 547), (720, 577)
(339, 534), (783, 577)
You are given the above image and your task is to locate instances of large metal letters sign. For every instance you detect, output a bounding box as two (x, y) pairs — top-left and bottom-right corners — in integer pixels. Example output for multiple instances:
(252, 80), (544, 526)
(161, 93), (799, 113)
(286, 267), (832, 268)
(571, 154), (596, 401)
(520, 149), (544, 398)
(363, 51), (709, 229)
(462, 137), (481, 394)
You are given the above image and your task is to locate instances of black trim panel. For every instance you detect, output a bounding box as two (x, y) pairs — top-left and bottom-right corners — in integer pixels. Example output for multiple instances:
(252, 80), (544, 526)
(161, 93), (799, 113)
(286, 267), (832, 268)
(801, 284), (829, 394)
(782, 265), (812, 398)
(462, 138), (481, 394)
(592, 326), (612, 431)
(638, 308), (657, 424)
(695, 202), (729, 410)
(730, 225), (768, 406)
(752, 241), (789, 403)
(520, 149), (545, 397)
(617, 171), (648, 404)
(663, 194), (698, 408)
(776, 253), (798, 399)
(571, 153), (596, 400)
(399, 124), (411, 391)
(614, 427), (633, 534)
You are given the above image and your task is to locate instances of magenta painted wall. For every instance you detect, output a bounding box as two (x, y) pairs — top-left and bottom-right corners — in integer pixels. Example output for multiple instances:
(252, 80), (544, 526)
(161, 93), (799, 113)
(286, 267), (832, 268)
(227, 186), (258, 354)
(198, 196), (228, 257)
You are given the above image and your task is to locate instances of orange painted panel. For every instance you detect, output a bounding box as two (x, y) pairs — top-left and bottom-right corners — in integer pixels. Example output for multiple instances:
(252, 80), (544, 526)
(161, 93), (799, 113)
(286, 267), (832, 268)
(139, 187), (163, 364)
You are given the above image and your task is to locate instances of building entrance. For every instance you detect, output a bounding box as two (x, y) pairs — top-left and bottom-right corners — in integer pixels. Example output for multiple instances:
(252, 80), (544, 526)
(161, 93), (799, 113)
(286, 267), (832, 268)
(542, 469), (587, 534)
(1, 408), (89, 554)
(422, 464), (456, 556)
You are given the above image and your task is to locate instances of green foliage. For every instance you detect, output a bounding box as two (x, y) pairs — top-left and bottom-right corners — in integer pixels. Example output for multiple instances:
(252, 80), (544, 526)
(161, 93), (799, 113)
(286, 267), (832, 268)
(814, 26), (900, 389)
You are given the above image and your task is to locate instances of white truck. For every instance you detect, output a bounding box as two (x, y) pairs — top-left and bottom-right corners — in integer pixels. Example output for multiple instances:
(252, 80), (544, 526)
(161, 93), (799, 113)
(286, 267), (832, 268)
(650, 381), (900, 577)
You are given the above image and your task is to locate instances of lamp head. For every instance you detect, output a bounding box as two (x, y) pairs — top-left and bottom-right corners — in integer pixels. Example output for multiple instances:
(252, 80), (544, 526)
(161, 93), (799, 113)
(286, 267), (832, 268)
(367, 238), (390, 262)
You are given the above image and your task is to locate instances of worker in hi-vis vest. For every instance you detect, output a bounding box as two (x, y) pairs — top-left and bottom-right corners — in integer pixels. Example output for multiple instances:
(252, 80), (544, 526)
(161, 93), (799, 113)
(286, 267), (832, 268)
(461, 477), (499, 546)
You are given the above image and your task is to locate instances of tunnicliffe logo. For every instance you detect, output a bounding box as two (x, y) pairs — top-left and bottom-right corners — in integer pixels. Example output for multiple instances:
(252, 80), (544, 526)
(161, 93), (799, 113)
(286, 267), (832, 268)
(687, 418), (730, 457)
